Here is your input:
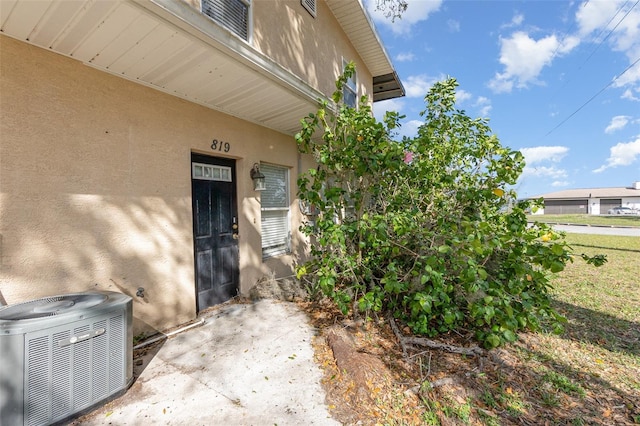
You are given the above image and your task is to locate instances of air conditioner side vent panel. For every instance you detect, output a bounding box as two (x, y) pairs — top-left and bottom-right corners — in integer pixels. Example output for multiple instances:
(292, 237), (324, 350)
(0, 291), (133, 426)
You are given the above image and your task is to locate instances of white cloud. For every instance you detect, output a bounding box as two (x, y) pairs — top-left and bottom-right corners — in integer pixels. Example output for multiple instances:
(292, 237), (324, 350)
(575, 1), (622, 36)
(501, 13), (524, 29)
(372, 98), (404, 122)
(488, 32), (580, 93)
(474, 96), (492, 117)
(576, 0), (640, 50)
(593, 136), (640, 173)
(613, 59), (640, 88)
(622, 88), (640, 101)
(403, 74), (444, 98)
(576, 0), (640, 87)
(400, 119), (424, 138)
(447, 19), (460, 33)
(456, 89), (473, 103)
(365, 0), (443, 35)
(520, 146), (569, 164)
(395, 52), (415, 62)
(487, 74), (513, 93)
(551, 180), (571, 187)
(519, 146), (569, 182)
(521, 165), (569, 179)
(605, 115), (630, 134)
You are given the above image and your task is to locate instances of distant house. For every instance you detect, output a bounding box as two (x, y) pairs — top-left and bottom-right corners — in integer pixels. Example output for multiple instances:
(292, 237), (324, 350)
(0, 0), (404, 336)
(530, 182), (640, 215)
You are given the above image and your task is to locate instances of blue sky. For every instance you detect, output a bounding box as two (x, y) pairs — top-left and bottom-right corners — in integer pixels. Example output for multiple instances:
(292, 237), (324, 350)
(365, 0), (640, 198)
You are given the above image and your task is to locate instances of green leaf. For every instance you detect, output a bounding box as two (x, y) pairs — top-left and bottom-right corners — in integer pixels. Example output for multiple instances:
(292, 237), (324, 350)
(485, 333), (501, 348)
(550, 261), (565, 273)
(438, 245), (451, 254)
(551, 243), (565, 256)
(502, 329), (517, 342)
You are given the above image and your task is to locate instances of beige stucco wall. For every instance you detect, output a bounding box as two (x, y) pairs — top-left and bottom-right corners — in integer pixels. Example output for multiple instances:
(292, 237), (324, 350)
(181, 0), (374, 102)
(252, 0), (374, 101)
(0, 36), (307, 336)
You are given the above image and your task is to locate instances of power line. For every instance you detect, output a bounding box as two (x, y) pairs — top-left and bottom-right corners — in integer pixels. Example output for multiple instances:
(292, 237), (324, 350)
(544, 55), (640, 138)
(550, 0), (635, 102)
(547, 2), (584, 63)
(580, 0), (638, 68)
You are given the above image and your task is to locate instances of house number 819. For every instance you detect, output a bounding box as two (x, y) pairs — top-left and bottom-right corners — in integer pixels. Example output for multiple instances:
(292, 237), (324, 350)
(211, 139), (230, 152)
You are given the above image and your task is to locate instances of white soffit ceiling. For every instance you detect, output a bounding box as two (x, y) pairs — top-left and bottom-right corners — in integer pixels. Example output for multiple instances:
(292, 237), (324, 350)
(325, 0), (404, 101)
(325, 0), (394, 78)
(0, 0), (322, 136)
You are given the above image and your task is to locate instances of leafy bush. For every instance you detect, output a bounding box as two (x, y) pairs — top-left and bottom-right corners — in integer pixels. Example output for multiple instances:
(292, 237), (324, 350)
(295, 65), (604, 348)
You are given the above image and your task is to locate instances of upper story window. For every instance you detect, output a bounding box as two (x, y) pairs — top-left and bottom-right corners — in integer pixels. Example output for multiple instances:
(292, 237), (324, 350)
(343, 59), (357, 108)
(202, 0), (250, 41)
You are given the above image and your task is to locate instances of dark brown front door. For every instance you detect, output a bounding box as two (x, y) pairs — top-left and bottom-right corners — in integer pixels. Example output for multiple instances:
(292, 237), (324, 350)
(191, 154), (239, 311)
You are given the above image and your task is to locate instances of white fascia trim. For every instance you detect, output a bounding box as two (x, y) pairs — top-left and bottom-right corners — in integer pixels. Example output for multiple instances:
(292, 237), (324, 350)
(354, 0), (395, 74)
(134, 0), (326, 105)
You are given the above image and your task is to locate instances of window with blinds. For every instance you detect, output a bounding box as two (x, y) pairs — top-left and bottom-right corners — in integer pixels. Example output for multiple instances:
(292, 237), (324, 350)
(260, 164), (290, 258)
(202, 0), (250, 41)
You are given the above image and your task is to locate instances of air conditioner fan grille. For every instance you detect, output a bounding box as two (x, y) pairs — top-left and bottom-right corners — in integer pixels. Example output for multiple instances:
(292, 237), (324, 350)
(0, 294), (108, 320)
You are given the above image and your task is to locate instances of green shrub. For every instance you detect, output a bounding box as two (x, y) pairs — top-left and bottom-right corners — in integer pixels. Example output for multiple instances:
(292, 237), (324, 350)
(295, 65), (604, 348)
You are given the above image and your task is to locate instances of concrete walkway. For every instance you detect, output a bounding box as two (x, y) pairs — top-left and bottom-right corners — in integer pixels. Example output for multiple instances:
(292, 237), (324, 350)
(550, 224), (640, 237)
(72, 299), (338, 426)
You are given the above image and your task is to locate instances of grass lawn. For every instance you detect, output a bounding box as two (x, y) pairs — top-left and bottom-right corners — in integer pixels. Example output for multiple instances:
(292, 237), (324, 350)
(528, 214), (640, 228)
(431, 232), (640, 424)
(511, 233), (640, 424)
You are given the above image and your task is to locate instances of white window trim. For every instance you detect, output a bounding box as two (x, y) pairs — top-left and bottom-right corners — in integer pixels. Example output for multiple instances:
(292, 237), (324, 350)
(192, 162), (233, 182)
(342, 58), (357, 108)
(260, 163), (291, 258)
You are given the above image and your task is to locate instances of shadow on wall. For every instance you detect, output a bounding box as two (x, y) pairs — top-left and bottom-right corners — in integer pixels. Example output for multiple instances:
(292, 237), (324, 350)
(238, 191), (312, 296)
(1, 193), (195, 338)
(252, 0), (345, 101)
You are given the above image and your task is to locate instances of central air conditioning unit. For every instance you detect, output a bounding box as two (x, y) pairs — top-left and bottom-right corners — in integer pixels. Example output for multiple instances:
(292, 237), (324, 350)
(0, 291), (133, 426)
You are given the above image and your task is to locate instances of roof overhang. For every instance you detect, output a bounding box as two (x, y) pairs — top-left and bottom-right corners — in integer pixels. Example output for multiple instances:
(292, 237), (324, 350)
(326, 0), (405, 102)
(531, 187), (640, 200)
(1, 0), (402, 136)
(373, 72), (405, 102)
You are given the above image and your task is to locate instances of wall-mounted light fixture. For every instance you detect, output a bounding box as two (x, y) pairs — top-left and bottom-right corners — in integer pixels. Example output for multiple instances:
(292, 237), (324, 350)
(250, 163), (266, 191)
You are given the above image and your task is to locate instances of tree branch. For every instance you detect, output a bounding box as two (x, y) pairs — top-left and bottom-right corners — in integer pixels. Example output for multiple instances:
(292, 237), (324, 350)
(389, 316), (484, 357)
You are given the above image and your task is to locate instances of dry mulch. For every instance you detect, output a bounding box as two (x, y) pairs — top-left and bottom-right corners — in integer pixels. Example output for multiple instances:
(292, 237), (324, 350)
(299, 300), (640, 426)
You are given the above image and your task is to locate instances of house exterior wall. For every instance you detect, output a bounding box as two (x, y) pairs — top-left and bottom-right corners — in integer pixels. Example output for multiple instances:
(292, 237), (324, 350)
(251, 0), (374, 102)
(0, 35), (309, 336)
(182, 0), (374, 103)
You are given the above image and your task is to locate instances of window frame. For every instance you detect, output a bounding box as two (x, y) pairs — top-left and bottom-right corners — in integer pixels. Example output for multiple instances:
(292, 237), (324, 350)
(260, 163), (291, 258)
(192, 162), (233, 182)
(342, 59), (358, 108)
